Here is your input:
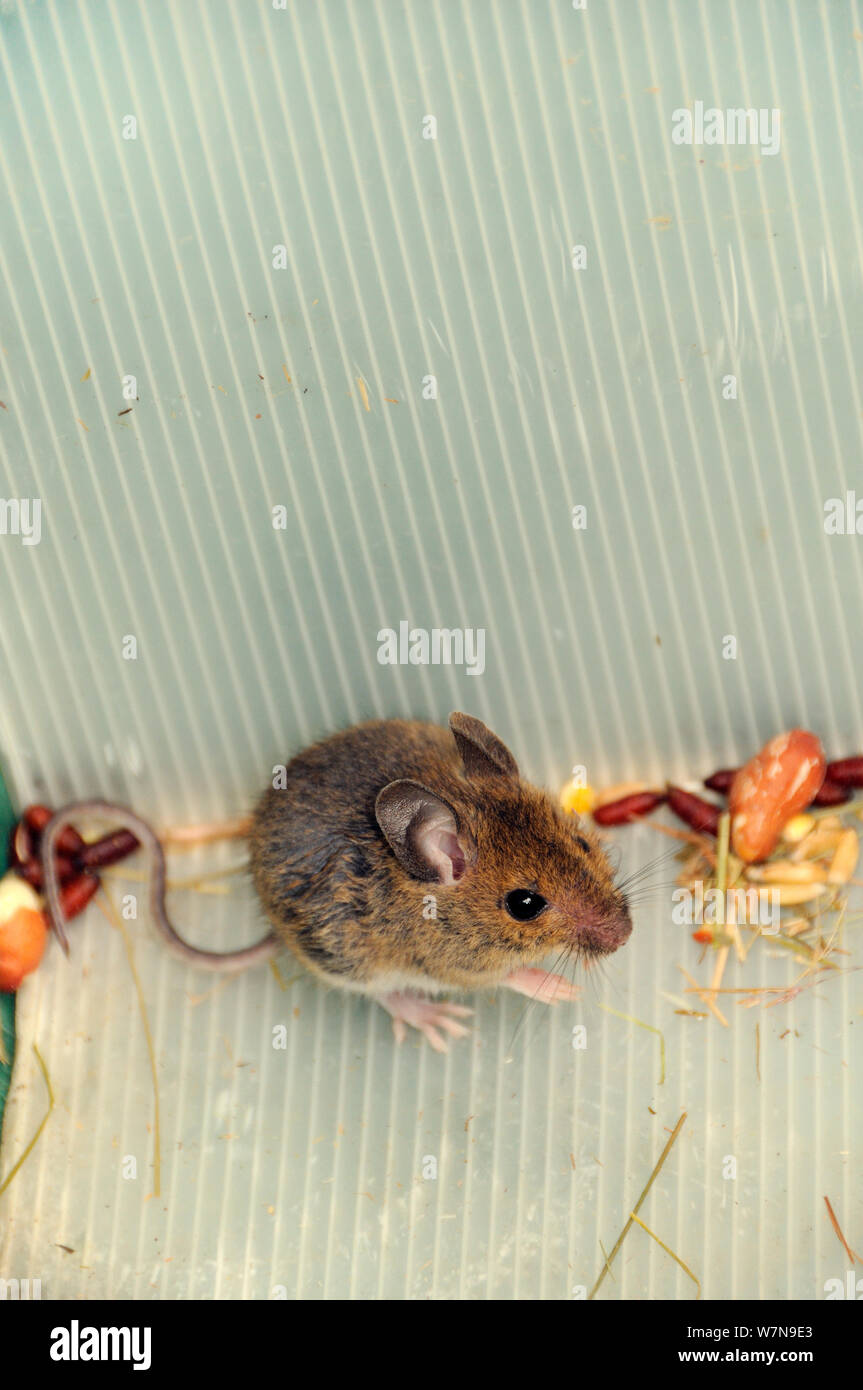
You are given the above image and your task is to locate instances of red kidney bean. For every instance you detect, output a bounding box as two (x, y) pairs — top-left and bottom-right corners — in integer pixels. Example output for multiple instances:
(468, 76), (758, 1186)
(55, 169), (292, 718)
(53, 872), (100, 923)
(78, 829), (140, 869)
(667, 785), (722, 835)
(811, 778), (852, 806)
(825, 757), (863, 788)
(22, 805), (85, 857)
(15, 854), (77, 888)
(57, 824), (86, 857)
(703, 768), (739, 794)
(593, 791), (665, 825)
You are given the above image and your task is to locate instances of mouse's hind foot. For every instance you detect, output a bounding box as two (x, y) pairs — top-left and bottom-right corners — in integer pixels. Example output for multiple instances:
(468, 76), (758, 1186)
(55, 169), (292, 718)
(377, 992), (472, 1052)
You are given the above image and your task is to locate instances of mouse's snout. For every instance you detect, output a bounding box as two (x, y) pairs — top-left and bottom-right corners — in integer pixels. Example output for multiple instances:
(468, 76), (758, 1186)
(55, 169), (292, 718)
(571, 899), (633, 957)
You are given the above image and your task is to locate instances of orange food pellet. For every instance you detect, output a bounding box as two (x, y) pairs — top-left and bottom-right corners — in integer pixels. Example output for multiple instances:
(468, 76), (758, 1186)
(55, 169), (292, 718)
(0, 874), (48, 992)
(729, 730), (826, 864)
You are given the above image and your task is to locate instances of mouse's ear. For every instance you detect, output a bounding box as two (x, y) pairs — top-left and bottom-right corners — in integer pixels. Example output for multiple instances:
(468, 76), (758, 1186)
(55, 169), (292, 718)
(449, 712), (519, 782)
(375, 779), (476, 884)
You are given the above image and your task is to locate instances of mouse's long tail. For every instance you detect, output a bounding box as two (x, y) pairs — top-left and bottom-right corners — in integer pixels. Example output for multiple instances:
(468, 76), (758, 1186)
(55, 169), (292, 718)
(41, 800), (279, 972)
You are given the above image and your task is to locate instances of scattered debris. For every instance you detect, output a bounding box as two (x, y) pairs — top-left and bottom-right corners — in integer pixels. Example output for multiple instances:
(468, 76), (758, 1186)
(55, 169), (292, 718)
(629, 1211), (700, 1298)
(587, 1111), (687, 1300)
(565, 731), (863, 1028)
(96, 887), (161, 1198)
(599, 1002), (665, 1085)
(824, 1194), (858, 1264)
(0, 1044), (54, 1197)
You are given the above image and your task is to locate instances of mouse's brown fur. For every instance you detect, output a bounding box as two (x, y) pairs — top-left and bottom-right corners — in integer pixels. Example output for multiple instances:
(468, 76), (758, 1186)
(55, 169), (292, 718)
(249, 713), (631, 997)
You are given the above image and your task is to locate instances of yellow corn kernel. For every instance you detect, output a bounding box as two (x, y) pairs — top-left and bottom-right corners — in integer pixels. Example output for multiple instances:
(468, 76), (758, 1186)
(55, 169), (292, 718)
(593, 780), (651, 808)
(560, 781), (595, 816)
(827, 828), (859, 885)
(781, 813), (816, 844)
(746, 860), (827, 885)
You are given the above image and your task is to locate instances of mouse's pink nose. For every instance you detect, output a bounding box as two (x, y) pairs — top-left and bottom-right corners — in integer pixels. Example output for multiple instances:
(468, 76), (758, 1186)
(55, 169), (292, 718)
(573, 903), (632, 956)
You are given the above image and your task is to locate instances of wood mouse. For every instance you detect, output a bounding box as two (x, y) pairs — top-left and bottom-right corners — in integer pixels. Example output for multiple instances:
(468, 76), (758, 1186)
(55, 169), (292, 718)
(40, 713), (632, 1050)
(248, 711), (632, 1048)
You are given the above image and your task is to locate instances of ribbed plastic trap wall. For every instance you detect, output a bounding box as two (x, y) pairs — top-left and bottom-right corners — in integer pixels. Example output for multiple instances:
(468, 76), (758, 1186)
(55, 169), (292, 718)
(0, 0), (860, 1299)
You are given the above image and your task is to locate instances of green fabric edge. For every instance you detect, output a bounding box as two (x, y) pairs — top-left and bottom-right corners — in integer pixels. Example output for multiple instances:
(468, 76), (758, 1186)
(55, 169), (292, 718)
(0, 770), (17, 1147)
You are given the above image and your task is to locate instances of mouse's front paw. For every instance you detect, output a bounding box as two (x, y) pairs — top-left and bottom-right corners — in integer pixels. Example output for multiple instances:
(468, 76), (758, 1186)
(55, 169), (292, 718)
(378, 992), (472, 1052)
(503, 966), (581, 1004)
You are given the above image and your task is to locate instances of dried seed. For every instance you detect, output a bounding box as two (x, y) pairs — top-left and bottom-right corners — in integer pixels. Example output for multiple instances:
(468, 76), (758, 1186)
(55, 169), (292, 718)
(745, 860), (827, 884)
(15, 855), (76, 888)
(729, 730), (826, 863)
(559, 781), (595, 816)
(769, 881), (829, 906)
(791, 825), (843, 862)
(594, 780), (653, 808)
(827, 829), (859, 885)
(593, 791), (665, 826)
(703, 768), (739, 794)
(78, 829), (140, 870)
(825, 756), (863, 788)
(57, 824), (86, 856)
(666, 786), (721, 835)
(54, 872), (100, 923)
(21, 805), (84, 857)
(9, 820), (33, 868)
(781, 814), (816, 844)
(811, 778), (852, 807)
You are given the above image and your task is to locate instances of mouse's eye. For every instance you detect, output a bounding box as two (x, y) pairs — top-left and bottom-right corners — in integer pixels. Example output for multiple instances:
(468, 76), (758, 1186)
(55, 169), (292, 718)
(574, 835), (591, 853)
(504, 889), (548, 922)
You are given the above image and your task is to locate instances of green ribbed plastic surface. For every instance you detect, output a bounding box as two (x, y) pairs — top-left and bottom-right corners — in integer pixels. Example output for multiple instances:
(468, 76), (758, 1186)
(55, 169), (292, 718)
(0, 0), (860, 1299)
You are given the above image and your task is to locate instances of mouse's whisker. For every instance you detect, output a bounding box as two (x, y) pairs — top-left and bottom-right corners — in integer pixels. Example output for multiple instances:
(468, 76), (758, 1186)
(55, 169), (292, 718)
(506, 945), (575, 1051)
(606, 843), (624, 875)
(615, 845), (682, 891)
(625, 880), (679, 903)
